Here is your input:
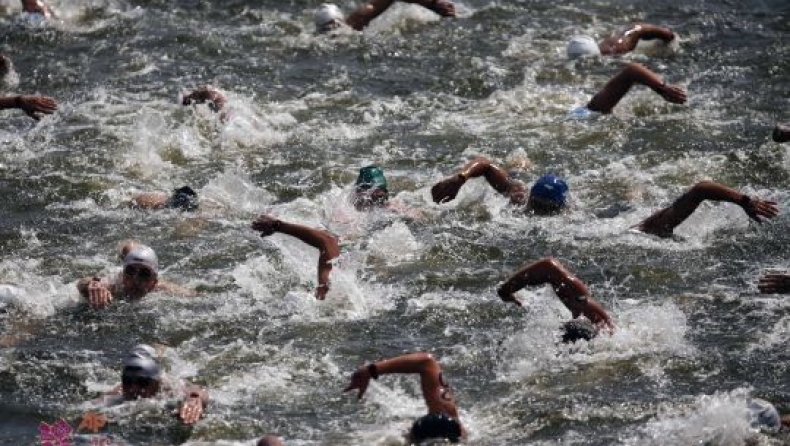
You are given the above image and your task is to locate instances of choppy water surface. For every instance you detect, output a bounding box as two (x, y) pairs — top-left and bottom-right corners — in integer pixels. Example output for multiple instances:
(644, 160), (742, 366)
(1, 0), (789, 444)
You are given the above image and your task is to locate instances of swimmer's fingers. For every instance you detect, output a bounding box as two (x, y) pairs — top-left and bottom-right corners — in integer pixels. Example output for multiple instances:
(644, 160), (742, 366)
(88, 285), (112, 309)
(744, 199), (779, 223)
(20, 95), (57, 120)
(178, 397), (203, 425)
(659, 84), (687, 105)
(343, 370), (371, 399)
(431, 0), (456, 17)
(499, 293), (523, 307)
(758, 273), (790, 294)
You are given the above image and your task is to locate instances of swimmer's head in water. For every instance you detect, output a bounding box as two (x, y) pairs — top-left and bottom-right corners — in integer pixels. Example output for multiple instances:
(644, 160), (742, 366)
(354, 165), (389, 210)
(166, 186), (199, 212)
(528, 174), (568, 215)
(561, 319), (598, 344)
(314, 3), (344, 33)
(749, 398), (781, 433)
(121, 345), (161, 399)
(409, 413), (462, 444)
(123, 245), (159, 277)
(567, 35), (601, 59)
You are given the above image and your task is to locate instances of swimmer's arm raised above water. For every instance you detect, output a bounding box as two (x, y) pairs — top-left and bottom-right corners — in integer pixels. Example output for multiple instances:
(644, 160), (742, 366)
(345, 0), (456, 30)
(598, 23), (675, 55)
(0, 95), (57, 120)
(636, 180), (779, 238)
(431, 156), (527, 205)
(252, 215), (340, 300)
(586, 62), (686, 114)
(498, 257), (614, 329)
(344, 352), (459, 418)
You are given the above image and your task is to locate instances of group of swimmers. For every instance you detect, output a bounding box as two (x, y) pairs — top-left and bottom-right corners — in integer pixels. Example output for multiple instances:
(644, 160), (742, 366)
(3, 0), (790, 443)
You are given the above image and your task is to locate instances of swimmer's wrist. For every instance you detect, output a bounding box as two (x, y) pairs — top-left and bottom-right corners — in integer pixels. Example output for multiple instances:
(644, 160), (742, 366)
(457, 172), (468, 182)
(739, 194), (751, 208)
(367, 362), (379, 380)
(14, 95), (23, 109)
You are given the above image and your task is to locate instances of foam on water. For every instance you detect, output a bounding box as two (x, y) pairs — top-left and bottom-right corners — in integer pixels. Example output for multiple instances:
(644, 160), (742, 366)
(623, 389), (778, 446)
(498, 288), (691, 381)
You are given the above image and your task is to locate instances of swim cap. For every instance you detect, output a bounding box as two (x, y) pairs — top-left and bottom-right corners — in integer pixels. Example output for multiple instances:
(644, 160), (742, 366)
(561, 319), (598, 344)
(567, 35), (601, 59)
(748, 398), (781, 433)
(129, 344), (156, 358)
(166, 186), (198, 212)
(355, 165), (388, 193)
(410, 413), (462, 444)
(314, 3), (344, 33)
(123, 246), (159, 275)
(530, 174), (568, 207)
(122, 347), (161, 380)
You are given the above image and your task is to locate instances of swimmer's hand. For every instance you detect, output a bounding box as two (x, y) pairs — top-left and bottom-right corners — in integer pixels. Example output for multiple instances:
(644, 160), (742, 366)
(497, 290), (523, 307)
(176, 395), (204, 425)
(251, 215), (280, 237)
(420, 0), (457, 18)
(740, 196), (779, 224)
(315, 283), (329, 300)
(18, 95), (57, 121)
(343, 366), (372, 399)
(87, 279), (112, 309)
(431, 174), (466, 204)
(655, 83), (687, 105)
(758, 272), (790, 294)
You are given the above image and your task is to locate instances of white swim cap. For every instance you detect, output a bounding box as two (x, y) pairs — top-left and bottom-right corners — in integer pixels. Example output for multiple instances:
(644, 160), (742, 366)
(567, 35), (601, 59)
(748, 398), (781, 433)
(123, 245), (158, 275)
(314, 3), (344, 33)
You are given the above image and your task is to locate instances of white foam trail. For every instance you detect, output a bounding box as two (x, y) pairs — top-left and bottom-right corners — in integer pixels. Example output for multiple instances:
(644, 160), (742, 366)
(499, 290), (691, 381)
(623, 389), (771, 446)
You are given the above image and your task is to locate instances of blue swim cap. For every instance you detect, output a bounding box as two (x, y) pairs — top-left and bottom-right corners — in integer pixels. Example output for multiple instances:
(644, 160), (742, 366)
(530, 174), (569, 207)
(410, 413), (462, 444)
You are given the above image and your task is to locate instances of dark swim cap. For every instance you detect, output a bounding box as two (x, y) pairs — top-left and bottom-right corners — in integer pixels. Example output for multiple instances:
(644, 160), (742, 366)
(410, 413), (462, 444)
(561, 319), (598, 344)
(166, 186), (198, 212)
(530, 174), (568, 208)
(122, 345), (160, 380)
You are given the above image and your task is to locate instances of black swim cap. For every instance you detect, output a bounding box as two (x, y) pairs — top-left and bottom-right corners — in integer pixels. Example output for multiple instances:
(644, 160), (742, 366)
(166, 186), (198, 212)
(561, 319), (598, 344)
(410, 413), (461, 444)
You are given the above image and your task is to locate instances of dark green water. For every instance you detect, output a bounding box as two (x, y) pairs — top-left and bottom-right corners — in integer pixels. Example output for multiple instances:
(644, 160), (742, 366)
(1, 0), (789, 444)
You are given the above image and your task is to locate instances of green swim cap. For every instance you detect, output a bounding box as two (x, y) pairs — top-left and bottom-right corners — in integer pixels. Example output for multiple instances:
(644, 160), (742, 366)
(355, 165), (388, 192)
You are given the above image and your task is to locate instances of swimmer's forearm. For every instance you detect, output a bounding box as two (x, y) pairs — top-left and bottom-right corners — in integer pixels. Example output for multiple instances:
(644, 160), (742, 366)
(0, 96), (22, 110)
(633, 23), (675, 42)
(370, 352), (439, 377)
(277, 222), (340, 257)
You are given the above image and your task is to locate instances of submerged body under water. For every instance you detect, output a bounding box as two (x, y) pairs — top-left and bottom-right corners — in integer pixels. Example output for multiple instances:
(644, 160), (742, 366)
(1, 0), (789, 444)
